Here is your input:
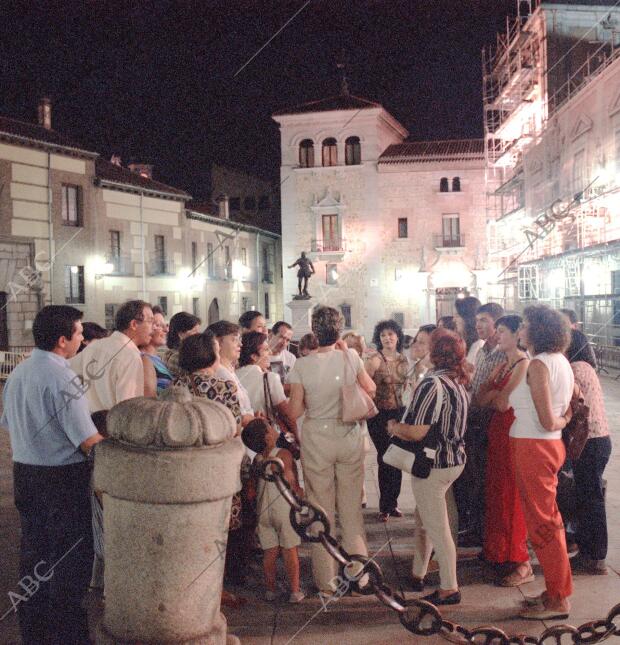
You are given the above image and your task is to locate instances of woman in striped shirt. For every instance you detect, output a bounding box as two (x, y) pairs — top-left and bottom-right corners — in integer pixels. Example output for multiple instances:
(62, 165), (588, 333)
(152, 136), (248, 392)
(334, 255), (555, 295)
(387, 329), (469, 606)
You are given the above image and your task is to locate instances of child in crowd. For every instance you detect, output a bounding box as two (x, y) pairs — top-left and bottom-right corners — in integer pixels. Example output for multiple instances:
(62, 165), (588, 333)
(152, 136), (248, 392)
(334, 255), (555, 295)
(242, 418), (305, 603)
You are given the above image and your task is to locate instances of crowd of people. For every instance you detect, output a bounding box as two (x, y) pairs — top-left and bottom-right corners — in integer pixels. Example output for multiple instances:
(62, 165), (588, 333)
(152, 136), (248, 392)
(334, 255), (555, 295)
(0, 295), (612, 643)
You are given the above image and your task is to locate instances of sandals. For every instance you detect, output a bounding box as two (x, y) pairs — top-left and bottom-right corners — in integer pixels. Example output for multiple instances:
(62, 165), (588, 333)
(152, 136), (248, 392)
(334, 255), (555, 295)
(499, 562), (534, 587)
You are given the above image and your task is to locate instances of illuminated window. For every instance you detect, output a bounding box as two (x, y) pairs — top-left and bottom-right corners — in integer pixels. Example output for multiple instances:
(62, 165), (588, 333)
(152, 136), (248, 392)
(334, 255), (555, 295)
(326, 263), (338, 285)
(345, 136), (361, 165)
(64, 265), (84, 303)
(299, 139), (314, 168)
(442, 214), (461, 246)
(439, 177), (449, 192)
(158, 296), (168, 316)
(191, 241), (198, 270)
(322, 138), (338, 166)
(154, 235), (166, 274)
(192, 297), (200, 317)
(240, 247), (247, 266)
(452, 177), (461, 192)
(62, 184), (81, 226)
(109, 230), (121, 272)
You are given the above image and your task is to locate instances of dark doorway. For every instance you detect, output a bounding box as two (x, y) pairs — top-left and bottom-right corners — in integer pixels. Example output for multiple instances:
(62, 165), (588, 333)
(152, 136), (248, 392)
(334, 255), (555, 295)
(208, 298), (220, 326)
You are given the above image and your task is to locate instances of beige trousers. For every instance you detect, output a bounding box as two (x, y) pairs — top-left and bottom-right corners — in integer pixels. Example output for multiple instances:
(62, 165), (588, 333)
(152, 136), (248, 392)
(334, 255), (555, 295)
(300, 418), (368, 591)
(411, 465), (464, 591)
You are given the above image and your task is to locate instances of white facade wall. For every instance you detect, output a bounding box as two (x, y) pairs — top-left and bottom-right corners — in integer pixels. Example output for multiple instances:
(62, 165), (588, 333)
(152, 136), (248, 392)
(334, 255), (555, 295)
(274, 106), (491, 339)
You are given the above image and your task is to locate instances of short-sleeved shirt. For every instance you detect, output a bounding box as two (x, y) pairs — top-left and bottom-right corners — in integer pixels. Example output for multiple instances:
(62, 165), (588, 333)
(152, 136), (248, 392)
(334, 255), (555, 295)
(216, 365), (253, 416)
(69, 330), (144, 412)
(1, 349), (97, 466)
(471, 343), (507, 401)
(269, 349), (296, 384)
(404, 369), (469, 468)
(571, 361), (609, 439)
(288, 348), (364, 420)
(175, 373), (242, 426)
(237, 365), (286, 415)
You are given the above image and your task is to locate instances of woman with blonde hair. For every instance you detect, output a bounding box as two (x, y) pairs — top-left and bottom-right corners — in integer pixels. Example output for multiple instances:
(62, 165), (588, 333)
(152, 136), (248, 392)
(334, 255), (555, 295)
(288, 306), (376, 594)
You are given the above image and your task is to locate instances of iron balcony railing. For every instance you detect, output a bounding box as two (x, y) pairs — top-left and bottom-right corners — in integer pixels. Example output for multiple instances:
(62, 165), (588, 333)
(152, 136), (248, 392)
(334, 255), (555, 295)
(433, 234), (466, 248)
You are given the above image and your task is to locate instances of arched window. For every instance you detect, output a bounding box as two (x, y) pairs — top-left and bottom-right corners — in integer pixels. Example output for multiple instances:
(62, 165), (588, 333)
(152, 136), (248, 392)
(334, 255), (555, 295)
(345, 136), (361, 165)
(452, 177), (461, 192)
(299, 139), (314, 168)
(440, 177), (449, 192)
(322, 138), (338, 166)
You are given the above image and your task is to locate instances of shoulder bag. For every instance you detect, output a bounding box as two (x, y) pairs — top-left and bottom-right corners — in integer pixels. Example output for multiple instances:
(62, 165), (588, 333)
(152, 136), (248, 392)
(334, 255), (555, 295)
(341, 349), (379, 423)
(562, 394), (590, 462)
(383, 375), (443, 479)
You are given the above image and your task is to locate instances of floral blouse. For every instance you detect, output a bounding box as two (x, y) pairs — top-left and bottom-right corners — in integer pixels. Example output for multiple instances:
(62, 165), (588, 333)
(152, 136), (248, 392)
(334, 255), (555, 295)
(174, 373), (242, 426)
(368, 352), (409, 410)
(571, 361), (609, 438)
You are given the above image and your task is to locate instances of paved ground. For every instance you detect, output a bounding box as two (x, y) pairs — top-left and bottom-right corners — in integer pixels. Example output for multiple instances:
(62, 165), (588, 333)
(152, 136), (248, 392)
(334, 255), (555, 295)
(0, 378), (619, 644)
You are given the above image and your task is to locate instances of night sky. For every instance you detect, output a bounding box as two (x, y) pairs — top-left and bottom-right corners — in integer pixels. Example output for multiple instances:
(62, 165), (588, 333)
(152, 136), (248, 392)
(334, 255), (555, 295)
(1, 0), (515, 198)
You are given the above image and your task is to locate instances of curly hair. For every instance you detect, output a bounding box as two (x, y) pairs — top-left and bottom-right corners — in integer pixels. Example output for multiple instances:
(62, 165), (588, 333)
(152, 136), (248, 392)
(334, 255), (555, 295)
(523, 304), (570, 355)
(239, 331), (268, 367)
(311, 306), (343, 346)
(430, 328), (470, 386)
(372, 320), (404, 353)
(298, 332), (319, 354)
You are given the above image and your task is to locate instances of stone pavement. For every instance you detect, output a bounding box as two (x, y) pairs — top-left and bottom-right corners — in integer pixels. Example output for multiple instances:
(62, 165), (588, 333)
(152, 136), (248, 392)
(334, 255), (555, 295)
(0, 379), (619, 644)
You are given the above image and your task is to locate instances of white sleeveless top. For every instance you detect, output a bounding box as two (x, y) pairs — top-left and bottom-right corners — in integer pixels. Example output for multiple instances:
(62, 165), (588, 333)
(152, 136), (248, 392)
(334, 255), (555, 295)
(509, 352), (574, 440)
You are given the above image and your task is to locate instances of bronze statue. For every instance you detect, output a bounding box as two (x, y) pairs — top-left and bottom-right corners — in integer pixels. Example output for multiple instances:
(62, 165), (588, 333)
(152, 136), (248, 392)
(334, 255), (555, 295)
(288, 251), (315, 298)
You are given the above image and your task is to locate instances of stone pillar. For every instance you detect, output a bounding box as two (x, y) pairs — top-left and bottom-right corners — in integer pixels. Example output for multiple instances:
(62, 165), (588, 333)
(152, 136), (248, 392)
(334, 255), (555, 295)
(287, 297), (315, 339)
(95, 387), (244, 645)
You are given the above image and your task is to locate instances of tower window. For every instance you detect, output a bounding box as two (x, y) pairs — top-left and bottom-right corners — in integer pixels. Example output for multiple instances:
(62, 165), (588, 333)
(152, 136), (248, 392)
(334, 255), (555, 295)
(452, 177), (461, 192)
(299, 139), (314, 168)
(440, 177), (449, 192)
(345, 136), (361, 165)
(322, 138), (338, 167)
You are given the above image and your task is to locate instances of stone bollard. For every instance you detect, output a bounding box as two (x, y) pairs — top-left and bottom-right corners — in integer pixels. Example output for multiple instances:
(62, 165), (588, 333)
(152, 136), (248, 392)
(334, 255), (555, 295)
(95, 386), (244, 645)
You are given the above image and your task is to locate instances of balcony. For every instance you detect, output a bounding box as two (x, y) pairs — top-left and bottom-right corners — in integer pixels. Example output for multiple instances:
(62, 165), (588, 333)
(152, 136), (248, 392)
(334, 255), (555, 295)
(148, 257), (176, 276)
(262, 270), (274, 284)
(106, 255), (133, 276)
(433, 234), (466, 253)
(308, 238), (347, 262)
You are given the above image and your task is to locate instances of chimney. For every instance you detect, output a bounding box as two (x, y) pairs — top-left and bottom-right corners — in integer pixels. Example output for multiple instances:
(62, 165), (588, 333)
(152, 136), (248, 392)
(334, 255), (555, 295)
(37, 97), (52, 130)
(218, 194), (230, 220)
(110, 154), (122, 166)
(128, 163), (153, 179)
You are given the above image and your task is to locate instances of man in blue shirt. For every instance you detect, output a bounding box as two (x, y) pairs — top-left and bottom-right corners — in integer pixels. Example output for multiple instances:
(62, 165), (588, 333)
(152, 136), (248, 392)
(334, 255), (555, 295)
(1, 305), (104, 644)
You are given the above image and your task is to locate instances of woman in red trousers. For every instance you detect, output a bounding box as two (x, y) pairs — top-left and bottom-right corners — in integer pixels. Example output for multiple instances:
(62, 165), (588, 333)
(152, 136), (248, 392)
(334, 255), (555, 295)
(477, 315), (531, 585)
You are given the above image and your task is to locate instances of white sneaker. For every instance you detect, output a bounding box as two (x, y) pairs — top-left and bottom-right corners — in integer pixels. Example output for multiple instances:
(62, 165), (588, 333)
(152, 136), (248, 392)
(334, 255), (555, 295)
(288, 591), (305, 603)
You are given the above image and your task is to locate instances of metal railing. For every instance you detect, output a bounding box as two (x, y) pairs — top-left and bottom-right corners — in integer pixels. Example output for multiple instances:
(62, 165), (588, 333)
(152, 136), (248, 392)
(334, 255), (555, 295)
(106, 255), (133, 276)
(433, 234), (466, 248)
(148, 258), (176, 276)
(0, 350), (30, 380)
(310, 238), (347, 253)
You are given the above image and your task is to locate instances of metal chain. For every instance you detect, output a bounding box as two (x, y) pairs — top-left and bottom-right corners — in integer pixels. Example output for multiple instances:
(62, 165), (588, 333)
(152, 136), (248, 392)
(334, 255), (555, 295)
(257, 457), (620, 645)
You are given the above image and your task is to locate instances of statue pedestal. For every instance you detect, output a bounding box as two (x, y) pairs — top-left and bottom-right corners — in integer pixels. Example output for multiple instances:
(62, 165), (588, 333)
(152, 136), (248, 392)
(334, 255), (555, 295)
(287, 297), (314, 339)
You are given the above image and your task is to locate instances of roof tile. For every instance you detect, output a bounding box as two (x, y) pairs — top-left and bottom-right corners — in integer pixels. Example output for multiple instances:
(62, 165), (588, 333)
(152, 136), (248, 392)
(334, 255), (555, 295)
(379, 139), (484, 163)
(0, 116), (97, 155)
(273, 93), (381, 116)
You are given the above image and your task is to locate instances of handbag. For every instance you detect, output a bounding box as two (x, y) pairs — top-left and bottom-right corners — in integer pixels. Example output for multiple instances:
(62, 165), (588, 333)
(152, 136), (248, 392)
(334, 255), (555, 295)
(263, 372), (300, 460)
(341, 349), (379, 423)
(383, 375), (443, 479)
(562, 394), (590, 462)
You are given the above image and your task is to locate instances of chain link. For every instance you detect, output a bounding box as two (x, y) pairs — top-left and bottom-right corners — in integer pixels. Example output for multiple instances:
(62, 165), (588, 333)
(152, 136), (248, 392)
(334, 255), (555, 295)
(256, 457), (619, 645)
